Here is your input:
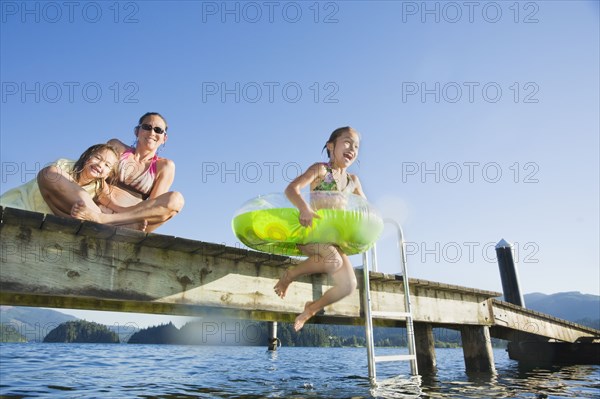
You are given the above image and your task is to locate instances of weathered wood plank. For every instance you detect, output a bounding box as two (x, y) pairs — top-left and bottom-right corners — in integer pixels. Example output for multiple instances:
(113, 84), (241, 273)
(163, 237), (208, 253)
(0, 218), (494, 326)
(112, 227), (148, 244)
(40, 213), (83, 234)
(77, 221), (116, 239)
(489, 299), (599, 342)
(141, 233), (177, 249)
(1, 207), (45, 229)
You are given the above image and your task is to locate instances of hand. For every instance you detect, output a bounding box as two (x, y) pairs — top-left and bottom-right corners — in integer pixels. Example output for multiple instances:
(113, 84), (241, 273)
(298, 207), (320, 227)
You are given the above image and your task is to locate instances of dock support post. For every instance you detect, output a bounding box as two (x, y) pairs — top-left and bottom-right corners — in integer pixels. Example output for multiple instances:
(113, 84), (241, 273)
(267, 321), (279, 351)
(460, 325), (495, 372)
(414, 322), (436, 373)
(495, 239), (525, 307)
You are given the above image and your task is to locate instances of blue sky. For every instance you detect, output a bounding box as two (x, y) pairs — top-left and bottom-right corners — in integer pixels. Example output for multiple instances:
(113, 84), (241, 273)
(1, 1), (598, 328)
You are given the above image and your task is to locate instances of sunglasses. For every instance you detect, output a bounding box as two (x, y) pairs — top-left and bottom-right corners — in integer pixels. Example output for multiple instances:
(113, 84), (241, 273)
(138, 123), (166, 135)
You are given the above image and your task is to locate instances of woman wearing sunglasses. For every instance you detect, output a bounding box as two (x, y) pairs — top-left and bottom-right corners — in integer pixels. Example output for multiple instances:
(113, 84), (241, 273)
(38, 112), (184, 232)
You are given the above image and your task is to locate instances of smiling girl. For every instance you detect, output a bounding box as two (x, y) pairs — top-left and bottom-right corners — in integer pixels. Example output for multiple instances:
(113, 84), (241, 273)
(273, 126), (366, 331)
(0, 144), (118, 215)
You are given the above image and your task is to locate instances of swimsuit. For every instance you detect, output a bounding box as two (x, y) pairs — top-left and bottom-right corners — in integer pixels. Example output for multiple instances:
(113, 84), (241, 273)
(313, 162), (356, 193)
(117, 149), (158, 200)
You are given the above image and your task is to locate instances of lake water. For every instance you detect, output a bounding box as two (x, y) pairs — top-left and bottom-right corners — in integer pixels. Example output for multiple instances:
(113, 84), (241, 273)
(0, 344), (598, 398)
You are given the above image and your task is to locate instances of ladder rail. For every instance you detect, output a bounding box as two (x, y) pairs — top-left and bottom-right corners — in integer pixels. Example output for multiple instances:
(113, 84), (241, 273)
(363, 218), (419, 386)
(362, 250), (377, 383)
(384, 218), (418, 376)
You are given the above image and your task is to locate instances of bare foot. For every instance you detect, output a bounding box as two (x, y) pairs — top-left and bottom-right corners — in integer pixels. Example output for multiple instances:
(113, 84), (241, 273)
(274, 269), (292, 299)
(71, 200), (103, 223)
(294, 301), (317, 332)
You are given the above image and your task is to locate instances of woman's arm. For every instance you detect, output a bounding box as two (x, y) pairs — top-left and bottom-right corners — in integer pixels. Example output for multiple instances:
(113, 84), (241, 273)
(148, 158), (175, 199)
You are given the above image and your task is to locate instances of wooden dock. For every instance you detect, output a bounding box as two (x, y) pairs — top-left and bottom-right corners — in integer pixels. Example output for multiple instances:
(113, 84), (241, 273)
(1, 206), (599, 372)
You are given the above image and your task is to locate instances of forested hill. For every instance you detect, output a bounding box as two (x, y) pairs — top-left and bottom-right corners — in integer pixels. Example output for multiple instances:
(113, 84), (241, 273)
(43, 320), (120, 343)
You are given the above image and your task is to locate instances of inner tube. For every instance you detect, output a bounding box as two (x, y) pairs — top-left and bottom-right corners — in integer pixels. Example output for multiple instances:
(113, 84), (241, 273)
(232, 192), (384, 256)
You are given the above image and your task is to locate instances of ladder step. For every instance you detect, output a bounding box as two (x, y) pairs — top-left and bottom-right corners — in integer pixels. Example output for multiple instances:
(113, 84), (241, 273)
(374, 354), (416, 363)
(371, 310), (412, 319)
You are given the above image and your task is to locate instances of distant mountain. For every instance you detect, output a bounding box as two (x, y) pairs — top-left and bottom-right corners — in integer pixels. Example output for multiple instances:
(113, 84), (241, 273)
(0, 307), (138, 343)
(44, 320), (119, 343)
(523, 292), (600, 324)
(0, 306), (77, 342)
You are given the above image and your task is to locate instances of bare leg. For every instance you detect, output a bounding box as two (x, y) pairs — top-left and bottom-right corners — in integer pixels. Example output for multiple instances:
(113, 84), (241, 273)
(293, 250), (357, 331)
(71, 201), (148, 231)
(38, 166), (103, 218)
(38, 165), (183, 231)
(71, 191), (184, 232)
(274, 243), (341, 299)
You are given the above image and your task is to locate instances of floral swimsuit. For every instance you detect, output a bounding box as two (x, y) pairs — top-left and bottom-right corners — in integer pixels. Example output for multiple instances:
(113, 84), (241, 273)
(313, 162), (355, 193)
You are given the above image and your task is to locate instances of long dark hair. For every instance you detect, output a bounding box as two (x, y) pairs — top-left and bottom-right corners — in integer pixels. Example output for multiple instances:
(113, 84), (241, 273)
(71, 144), (119, 199)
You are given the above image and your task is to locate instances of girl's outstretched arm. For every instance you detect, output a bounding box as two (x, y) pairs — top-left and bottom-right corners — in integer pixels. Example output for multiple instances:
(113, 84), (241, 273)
(285, 162), (325, 227)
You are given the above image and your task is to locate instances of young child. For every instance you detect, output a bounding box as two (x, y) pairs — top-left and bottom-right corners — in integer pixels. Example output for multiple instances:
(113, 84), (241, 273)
(0, 144), (118, 216)
(273, 126), (366, 331)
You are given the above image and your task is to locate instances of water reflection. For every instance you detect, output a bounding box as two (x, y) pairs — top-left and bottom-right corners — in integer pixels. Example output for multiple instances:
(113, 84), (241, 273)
(371, 375), (422, 399)
(500, 362), (600, 399)
(411, 352), (600, 399)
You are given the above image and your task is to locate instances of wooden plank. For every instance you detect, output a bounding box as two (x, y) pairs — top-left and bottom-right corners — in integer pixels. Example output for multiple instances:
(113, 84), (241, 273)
(259, 253), (297, 267)
(112, 226), (147, 244)
(77, 221), (116, 239)
(219, 247), (254, 261)
(0, 217), (521, 328)
(196, 242), (228, 256)
(0, 218), (490, 325)
(41, 213), (83, 235)
(163, 236), (207, 253)
(1, 207), (45, 229)
(490, 299), (599, 342)
(140, 233), (177, 249)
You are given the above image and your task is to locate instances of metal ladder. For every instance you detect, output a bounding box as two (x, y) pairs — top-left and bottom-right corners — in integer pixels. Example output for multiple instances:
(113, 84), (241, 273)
(362, 218), (418, 385)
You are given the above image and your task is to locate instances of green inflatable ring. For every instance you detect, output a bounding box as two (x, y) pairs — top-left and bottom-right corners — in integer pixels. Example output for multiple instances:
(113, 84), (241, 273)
(232, 192), (384, 256)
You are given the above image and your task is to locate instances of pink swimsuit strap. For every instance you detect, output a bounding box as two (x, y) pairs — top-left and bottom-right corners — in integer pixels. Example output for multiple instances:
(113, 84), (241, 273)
(117, 149), (158, 198)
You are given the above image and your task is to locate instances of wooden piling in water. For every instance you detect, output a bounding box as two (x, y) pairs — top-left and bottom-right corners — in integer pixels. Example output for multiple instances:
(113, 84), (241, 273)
(414, 322), (436, 373)
(460, 325), (495, 373)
